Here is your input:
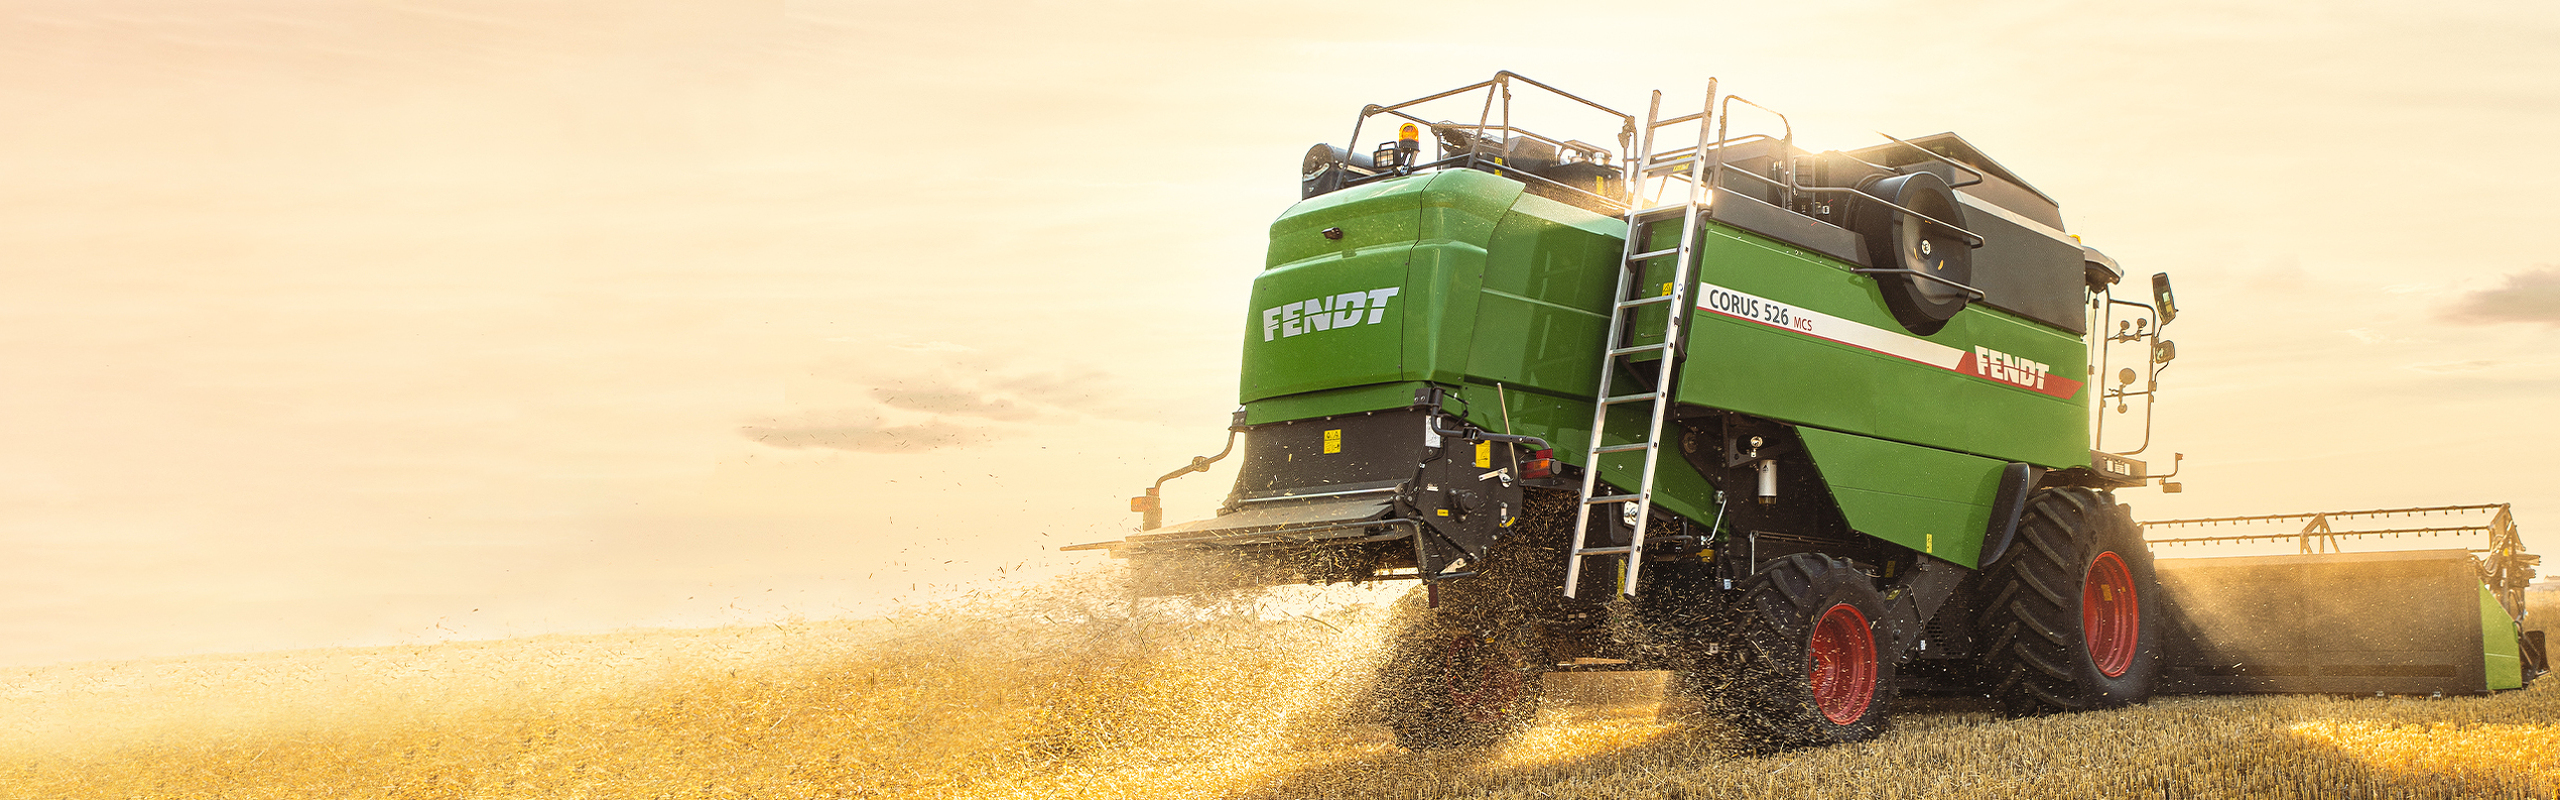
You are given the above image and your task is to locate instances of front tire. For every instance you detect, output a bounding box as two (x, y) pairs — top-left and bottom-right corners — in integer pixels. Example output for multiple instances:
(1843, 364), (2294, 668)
(1973, 487), (2163, 714)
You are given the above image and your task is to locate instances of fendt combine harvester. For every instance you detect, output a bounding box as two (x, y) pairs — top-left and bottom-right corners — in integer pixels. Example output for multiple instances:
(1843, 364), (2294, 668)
(1065, 73), (2549, 750)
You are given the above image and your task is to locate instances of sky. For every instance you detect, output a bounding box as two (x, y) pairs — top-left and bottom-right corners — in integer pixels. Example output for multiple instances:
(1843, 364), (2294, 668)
(2, 0), (2558, 665)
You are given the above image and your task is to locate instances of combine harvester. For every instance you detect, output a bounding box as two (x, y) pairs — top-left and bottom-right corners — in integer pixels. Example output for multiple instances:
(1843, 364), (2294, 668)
(1064, 72), (2547, 750)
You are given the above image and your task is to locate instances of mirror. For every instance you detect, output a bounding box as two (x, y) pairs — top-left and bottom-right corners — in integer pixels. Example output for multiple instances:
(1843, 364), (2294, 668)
(2154, 340), (2178, 365)
(2152, 272), (2178, 324)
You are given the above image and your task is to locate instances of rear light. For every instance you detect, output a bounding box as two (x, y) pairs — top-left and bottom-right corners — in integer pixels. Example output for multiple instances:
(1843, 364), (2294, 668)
(1521, 449), (1555, 479)
(1129, 494), (1159, 513)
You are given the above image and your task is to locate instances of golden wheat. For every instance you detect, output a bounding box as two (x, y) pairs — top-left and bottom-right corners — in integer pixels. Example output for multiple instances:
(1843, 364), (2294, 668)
(1, 578), (2554, 800)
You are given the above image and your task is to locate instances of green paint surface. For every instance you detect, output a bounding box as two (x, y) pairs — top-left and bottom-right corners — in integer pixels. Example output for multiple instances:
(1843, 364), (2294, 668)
(1238, 168), (2096, 545)
(1795, 427), (2006, 568)
(1675, 223), (2090, 469)
(2482, 585), (2524, 691)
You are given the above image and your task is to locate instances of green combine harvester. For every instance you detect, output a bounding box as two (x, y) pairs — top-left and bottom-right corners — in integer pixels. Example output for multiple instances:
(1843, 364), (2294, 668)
(1064, 72), (2548, 750)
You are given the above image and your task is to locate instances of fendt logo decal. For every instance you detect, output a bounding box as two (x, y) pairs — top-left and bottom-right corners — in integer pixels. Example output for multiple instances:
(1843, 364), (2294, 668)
(1697, 284), (2084, 400)
(1965, 347), (2056, 393)
(1261, 287), (1400, 341)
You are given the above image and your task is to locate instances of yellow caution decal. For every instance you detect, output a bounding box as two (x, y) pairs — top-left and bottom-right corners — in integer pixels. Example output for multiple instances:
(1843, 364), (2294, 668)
(1322, 429), (1342, 454)
(1474, 441), (1492, 468)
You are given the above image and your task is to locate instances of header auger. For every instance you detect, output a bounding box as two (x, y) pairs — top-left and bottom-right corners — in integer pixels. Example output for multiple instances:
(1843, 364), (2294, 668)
(1064, 72), (2538, 751)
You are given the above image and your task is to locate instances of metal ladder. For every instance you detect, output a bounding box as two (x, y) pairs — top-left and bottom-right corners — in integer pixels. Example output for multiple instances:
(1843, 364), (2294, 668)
(1564, 84), (1720, 599)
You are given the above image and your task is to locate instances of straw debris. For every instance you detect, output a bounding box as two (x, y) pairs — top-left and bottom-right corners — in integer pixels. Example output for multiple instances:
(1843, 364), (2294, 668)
(0, 576), (2552, 799)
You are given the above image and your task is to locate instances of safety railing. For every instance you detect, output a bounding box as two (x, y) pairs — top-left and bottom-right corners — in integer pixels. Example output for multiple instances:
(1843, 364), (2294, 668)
(1338, 71), (1636, 211)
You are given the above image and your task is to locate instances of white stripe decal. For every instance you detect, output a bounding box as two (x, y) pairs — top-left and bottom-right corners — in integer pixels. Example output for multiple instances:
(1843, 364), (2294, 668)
(1695, 284), (1965, 369)
(1694, 282), (2087, 400)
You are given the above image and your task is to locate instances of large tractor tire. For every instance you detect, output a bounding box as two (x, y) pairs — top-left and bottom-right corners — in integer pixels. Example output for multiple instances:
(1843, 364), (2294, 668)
(1694, 553), (1895, 751)
(1973, 487), (2163, 715)
(1375, 591), (1545, 749)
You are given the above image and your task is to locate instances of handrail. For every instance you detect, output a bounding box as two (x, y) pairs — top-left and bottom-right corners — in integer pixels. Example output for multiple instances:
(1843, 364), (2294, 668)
(1342, 72), (1637, 207)
(2095, 293), (2169, 456)
(1338, 152), (1629, 211)
(1785, 181), (1988, 248)
(1496, 70), (1635, 123)
(1851, 267), (1986, 300)
(1874, 131), (1987, 189)
(1714, 95), (1795, 212)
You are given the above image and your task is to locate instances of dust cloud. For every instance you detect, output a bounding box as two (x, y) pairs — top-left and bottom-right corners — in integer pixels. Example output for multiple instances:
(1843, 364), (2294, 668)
(1, 568), (2555, 799)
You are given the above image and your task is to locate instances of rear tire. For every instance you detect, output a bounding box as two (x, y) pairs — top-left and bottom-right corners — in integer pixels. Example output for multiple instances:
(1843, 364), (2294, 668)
(1695, 553), (1895, 751)
(1973, 487), (2163, 714)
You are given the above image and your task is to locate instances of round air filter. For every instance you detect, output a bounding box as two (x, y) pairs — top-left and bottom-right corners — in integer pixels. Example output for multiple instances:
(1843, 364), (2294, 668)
(1852, 171), (1973, 335)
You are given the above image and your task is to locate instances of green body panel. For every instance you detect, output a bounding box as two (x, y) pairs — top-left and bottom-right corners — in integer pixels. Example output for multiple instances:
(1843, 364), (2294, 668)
(1664, 223), (2090, 469)
(1242, 382), (1429, 426)
(1795, 427), (2007, 567)
(2482, 585), (2525, 690)
(1245, 171), (1519, 401)
(1239, 168), (2094, 552)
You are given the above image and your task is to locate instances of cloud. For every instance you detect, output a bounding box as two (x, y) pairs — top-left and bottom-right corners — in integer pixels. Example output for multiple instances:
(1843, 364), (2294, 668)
(2407, 360), (2502, 373)
(739, 341), (1146, 454)
(872, 387), (1041, 421)
(2445, 267), (2560, 325)
(737, 413), (1001, 453)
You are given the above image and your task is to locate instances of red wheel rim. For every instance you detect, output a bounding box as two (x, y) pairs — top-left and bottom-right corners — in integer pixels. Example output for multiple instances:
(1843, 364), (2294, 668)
(1807, 603), (1877, 725)
(2082, 551), (2139, 678)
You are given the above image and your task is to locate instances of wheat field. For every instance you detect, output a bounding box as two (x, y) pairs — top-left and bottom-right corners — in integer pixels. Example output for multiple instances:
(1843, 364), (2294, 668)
(1, 580), (2552, 800)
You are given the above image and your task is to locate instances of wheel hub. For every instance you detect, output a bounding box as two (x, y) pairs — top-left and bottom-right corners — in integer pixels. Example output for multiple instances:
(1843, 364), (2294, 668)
(2083, 551), (2140, 678)
(1807, 603), (1877, 725)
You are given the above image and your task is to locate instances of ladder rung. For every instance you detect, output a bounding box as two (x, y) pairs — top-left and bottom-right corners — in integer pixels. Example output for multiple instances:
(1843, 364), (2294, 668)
(1600, 392), (1664, 405)
(1649, 112), (1704, 128)
(1608, 343), (1672, 357)
(1593, 442), (1654, 454)
(1629, 205), (1690, 221)
(1642, 161), (1705, 179)
(1573, 546), (1635, 556)
(1585, 494), (1642, 505)
(1628, 247), (1680, 261)
(1617, 294), (1677, 309)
